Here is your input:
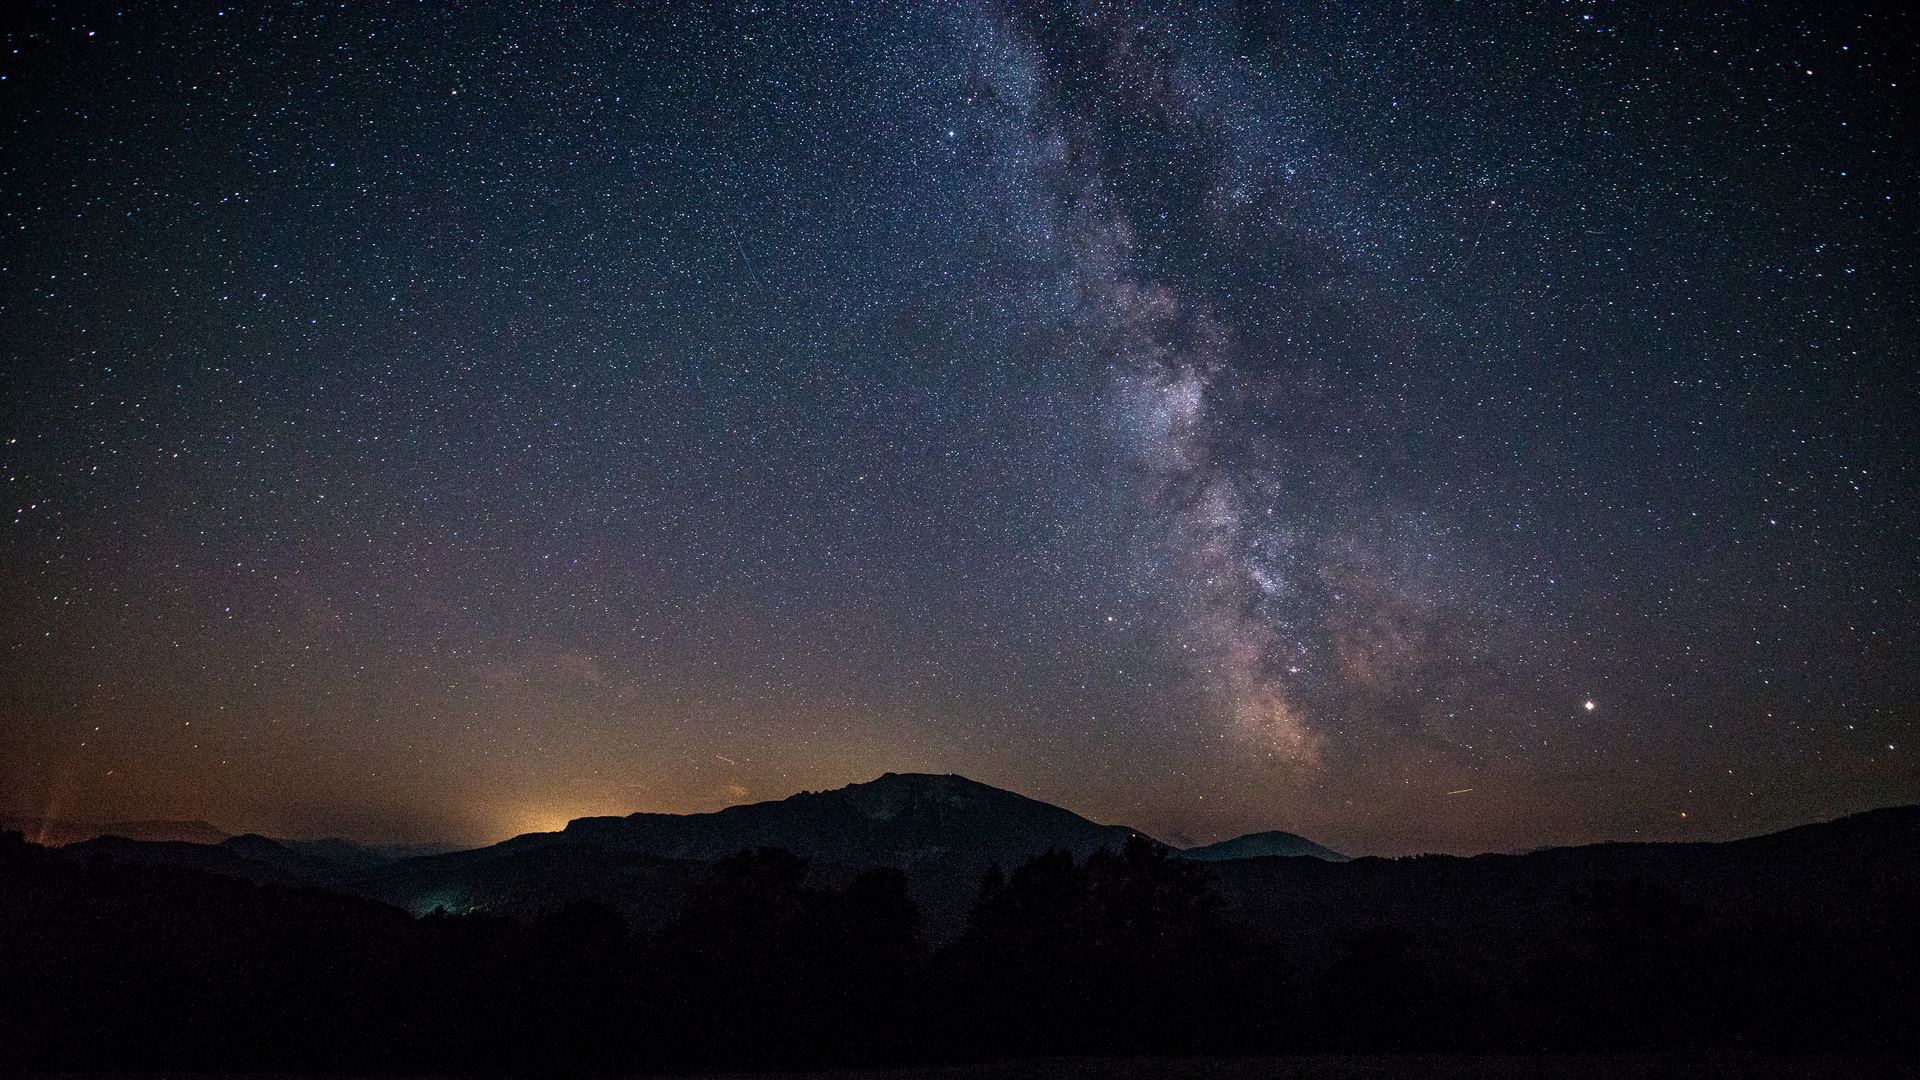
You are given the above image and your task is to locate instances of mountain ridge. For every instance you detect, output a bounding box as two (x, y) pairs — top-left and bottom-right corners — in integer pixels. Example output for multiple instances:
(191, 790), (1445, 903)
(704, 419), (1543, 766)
(35, 776), (1917, 945)
(0, 816), (230, 846)
(547, 772), (1153, 867)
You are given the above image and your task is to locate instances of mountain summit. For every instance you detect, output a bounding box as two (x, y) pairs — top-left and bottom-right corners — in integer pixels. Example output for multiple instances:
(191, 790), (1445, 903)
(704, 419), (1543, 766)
(554, 772), (1147, 869)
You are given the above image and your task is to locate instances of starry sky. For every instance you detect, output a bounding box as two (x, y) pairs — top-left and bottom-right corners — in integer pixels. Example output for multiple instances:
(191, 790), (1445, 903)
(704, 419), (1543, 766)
(2, 2), (1914, 854)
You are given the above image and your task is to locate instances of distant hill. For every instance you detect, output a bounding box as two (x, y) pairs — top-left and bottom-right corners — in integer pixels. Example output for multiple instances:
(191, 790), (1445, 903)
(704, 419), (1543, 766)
(60, 832), (453, 890)
(1, 816), (230, 846)
(1180, 830), (1349, 862)
(60, 835), (316, 887)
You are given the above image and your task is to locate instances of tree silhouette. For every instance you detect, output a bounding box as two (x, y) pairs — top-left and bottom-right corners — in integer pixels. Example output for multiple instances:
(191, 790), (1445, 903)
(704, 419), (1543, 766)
(939, 837), (1280, 1056)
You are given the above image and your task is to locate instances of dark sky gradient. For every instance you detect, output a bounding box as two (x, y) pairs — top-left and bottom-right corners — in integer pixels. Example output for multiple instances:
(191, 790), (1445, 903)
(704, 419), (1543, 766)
(3, 2), (1914, 853)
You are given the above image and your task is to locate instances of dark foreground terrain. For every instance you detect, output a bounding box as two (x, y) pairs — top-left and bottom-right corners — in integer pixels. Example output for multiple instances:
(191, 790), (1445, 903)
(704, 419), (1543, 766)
(3, 800), (1916, 1075)
(668, 1057), (1920, 1080)
(4, 1055), (1916, 1080)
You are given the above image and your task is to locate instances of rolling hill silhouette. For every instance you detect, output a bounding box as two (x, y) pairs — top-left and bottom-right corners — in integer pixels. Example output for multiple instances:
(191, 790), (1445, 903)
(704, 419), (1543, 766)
(0, 816), (230, 846)
(1179, 829), (1350, 862)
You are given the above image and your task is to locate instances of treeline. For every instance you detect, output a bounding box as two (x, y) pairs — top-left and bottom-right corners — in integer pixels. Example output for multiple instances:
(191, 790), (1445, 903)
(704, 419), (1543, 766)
(1, 830), (1915, 1073)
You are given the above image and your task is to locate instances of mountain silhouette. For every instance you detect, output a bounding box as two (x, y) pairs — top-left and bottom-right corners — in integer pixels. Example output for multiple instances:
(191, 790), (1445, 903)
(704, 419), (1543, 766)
(1, 816), (230, 846)
(60, 832), (449, 891)
(38, 775), (1192, 934)
(1180, 829), (1349, 862)
(61, 835), (315, 887)
(430, 772), (1155, 934)
(42, 776), (1917, 958)
(541, 772), (1150, 867)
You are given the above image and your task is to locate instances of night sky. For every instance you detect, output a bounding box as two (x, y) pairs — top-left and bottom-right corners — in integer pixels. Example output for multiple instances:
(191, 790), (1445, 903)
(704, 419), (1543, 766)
(3, 2), (1914, 854)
